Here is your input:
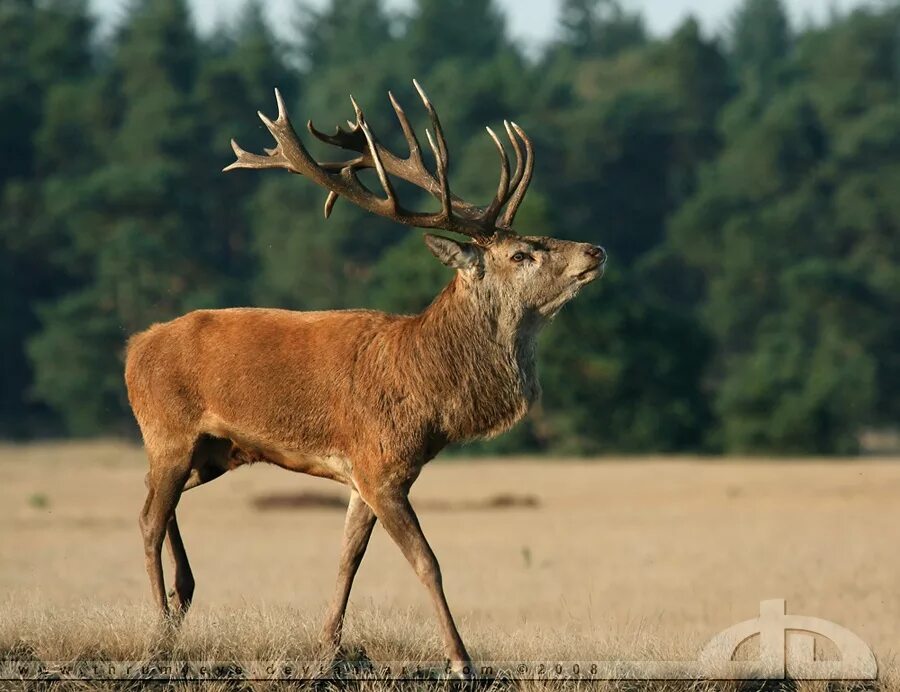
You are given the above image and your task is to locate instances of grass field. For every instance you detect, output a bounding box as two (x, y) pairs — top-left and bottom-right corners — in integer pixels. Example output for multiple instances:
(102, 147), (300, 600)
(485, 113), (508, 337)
(1, 440), (899, 690)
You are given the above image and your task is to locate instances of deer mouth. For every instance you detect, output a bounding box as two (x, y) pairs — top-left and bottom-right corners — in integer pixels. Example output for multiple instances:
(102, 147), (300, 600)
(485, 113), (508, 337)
(575, 262), (604, 282)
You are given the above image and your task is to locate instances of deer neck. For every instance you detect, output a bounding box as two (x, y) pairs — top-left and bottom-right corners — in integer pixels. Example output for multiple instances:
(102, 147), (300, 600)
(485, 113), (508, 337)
(413, 275), (541, 441)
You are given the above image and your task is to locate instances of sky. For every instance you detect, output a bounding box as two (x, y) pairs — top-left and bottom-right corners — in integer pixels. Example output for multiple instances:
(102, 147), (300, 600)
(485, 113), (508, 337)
(91, 0), (872, 47)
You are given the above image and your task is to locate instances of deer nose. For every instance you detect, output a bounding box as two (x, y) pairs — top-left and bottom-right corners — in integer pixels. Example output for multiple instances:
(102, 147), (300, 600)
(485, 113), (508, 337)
(585, 245), (606, 262)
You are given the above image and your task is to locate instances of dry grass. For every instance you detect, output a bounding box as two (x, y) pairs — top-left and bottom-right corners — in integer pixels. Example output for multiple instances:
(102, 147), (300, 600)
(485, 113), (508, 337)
(1, 440), (899, 690)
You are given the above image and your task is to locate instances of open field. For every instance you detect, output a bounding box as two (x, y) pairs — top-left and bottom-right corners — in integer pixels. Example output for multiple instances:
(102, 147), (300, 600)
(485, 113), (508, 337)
(1, 441), (899, 690)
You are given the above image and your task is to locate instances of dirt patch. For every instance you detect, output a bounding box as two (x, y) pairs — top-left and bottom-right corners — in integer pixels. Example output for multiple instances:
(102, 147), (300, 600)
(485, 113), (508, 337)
(251, 490), (347, 511)
(250, 490), (540, 512)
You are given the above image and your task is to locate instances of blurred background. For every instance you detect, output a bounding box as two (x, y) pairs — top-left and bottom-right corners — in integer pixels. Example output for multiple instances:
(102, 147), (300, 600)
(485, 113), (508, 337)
(1, 0), (898, 455)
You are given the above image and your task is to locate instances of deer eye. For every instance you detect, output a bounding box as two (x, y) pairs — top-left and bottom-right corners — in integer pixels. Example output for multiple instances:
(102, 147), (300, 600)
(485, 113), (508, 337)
(511, 251), (530, 263)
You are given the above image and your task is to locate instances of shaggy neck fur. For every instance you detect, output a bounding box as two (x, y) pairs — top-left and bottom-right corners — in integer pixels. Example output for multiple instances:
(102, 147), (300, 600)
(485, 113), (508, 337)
(404, 274), (542, 442)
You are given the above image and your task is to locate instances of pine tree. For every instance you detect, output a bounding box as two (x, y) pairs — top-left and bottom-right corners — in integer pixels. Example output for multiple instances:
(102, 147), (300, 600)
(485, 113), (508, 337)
(668, 8), (900, 451)
(27, 0), (216, 434)
(405, 0), (509, 73)
(196, 0), (295, 304)
(0, 0), (39, 185)
(729, 0), (791, 85)
(252, 0), (403, 311)
(0, 0), (96, 435)
(557, 0), (646, 59)
(296, 0), (392, 72)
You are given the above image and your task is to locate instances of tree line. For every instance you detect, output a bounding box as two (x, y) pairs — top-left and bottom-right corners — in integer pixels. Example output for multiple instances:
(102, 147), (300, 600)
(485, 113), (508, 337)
(1, 0), (898, 454)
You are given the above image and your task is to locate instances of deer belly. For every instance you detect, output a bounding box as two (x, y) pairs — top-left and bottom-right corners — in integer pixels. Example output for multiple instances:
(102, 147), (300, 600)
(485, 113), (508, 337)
(225, 444), (350, 484)
(263, 450), (353, 484)
(199, 413), (353, 484)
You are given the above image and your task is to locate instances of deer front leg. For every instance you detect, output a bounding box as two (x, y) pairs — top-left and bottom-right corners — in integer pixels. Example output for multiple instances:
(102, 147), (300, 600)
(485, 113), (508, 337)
(359, 485), (472, 678)
(321, 489), (377, 650)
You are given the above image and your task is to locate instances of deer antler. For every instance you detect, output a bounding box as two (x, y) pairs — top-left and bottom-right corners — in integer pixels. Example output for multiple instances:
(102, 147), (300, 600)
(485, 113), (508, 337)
(224, 80), (534, 242)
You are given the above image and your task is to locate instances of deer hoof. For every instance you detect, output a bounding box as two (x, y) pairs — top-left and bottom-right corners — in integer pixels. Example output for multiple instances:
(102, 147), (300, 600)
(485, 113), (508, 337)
(449, 660), (475, 681)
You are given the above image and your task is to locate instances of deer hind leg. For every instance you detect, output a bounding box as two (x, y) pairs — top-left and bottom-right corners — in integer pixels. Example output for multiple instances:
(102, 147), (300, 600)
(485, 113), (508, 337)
(164, 512), (193, 621)
(358, 484), (472, 678)
(139, 442), (192, 617)
(321, 489), (377, 650)
(158, 435), (232, 621)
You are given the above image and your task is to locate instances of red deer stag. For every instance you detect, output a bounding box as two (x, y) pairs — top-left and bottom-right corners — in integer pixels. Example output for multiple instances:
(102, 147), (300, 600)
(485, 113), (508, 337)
(125, 81), (606, 677)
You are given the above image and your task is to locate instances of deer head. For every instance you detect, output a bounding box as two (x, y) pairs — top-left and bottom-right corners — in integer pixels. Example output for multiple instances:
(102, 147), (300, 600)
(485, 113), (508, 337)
(224, 81), (606, 321)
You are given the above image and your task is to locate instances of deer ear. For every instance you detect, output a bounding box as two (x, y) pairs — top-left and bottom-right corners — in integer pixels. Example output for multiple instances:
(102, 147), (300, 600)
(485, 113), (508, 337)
(423, 234), (481, 273)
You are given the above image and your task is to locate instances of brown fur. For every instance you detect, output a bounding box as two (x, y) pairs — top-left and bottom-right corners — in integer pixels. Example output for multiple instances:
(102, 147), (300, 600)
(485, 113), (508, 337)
(126, 230), (604, 676)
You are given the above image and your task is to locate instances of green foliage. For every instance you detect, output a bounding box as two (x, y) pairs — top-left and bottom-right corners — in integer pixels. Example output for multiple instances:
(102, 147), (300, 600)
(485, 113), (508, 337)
(366, 234), (450, 315)
(27, 289), (129, 436)
(1, 0), (898, 453)
(667, 6), (900, 452)
(405, 0), (510, 73)
(715, 261), (879, 454)
(534, 268), (712, 454)
(729, 0), (791, 85)
(296, 0), (393, 71)
(557, 0), (647, 59)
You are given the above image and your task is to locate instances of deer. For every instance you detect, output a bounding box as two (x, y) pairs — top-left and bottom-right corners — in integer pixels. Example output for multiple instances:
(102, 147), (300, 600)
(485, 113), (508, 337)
(124, 80), (606, 678)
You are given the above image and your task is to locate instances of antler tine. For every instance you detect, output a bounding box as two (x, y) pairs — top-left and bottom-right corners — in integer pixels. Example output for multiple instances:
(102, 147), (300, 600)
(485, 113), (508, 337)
(389, 91), (425, 169)
(353, 96), (399, 214)
(425, 130), (451, 218)
(425, 129), (452, 221)
(414, 80), (454, 224)
(275, 87), (289, 121)
(482, 126), (511, 225)
(503, 120), (525, 193)
(413, 80), (448, 165)
(224, 88), (316, 176)
(498, 122), (534, 228)
(324, 191), (339, 218)
(223, 138), (264, 171)
(306, 119), (366, 152)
